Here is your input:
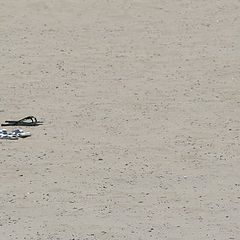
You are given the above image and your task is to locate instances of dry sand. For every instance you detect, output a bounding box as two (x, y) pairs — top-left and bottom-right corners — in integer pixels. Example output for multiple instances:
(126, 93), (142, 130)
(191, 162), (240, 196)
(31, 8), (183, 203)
(1, 0), (240, 239)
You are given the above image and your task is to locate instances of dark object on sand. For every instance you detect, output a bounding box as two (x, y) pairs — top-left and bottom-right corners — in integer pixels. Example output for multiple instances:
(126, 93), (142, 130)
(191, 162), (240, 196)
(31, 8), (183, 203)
(1, 116), (43, 126)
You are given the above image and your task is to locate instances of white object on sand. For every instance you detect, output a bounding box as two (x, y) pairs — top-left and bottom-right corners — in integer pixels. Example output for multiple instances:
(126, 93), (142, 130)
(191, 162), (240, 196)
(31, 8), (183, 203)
(0, 129), (31, 140)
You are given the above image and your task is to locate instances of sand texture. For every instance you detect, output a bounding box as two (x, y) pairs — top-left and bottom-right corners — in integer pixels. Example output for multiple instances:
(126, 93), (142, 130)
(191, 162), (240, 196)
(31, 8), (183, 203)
(1, 0), (240, 239)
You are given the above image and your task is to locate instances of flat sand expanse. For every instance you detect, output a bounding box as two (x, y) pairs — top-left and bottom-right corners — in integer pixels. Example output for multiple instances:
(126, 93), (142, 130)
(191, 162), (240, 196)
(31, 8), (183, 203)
(1, 0), (240, 239)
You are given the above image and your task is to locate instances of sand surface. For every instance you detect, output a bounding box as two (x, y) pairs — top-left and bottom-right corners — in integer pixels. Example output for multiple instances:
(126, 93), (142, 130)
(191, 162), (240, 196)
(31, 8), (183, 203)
(1, 0), (240, 239)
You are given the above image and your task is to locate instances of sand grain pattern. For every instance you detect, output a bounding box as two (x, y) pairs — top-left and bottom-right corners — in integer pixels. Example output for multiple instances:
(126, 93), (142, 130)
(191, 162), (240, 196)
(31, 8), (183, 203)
(0, 0), (240, 239)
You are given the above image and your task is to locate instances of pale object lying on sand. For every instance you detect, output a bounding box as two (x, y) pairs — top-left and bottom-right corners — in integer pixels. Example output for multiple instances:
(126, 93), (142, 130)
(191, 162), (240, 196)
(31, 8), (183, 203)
(0, 129), (31, 140)
(12, 129), (31, 138)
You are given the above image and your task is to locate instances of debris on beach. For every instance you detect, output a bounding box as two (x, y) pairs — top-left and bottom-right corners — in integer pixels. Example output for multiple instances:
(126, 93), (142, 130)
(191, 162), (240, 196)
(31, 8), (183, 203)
(0, 129), (31, 140)
(1, 116), (43, 126)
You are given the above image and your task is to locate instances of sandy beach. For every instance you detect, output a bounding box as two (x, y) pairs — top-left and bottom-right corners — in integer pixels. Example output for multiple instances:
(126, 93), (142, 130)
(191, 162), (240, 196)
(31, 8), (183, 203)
(1, 0), (240, 239)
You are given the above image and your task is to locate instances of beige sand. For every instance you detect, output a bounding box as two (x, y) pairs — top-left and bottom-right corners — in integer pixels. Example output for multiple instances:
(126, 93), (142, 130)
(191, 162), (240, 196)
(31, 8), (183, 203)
(1, 0), (240, 239)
